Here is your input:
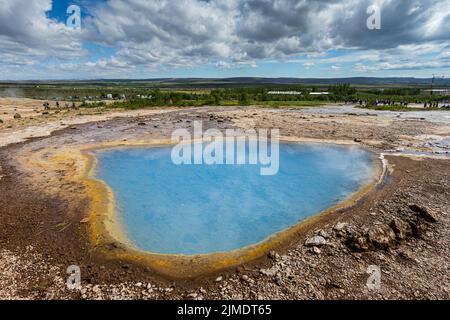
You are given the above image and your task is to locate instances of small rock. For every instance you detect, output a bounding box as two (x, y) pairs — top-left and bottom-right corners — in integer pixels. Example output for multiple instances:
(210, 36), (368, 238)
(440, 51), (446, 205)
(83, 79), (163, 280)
(274, 275), (283, 286)
(312, 247), (322, 255)
(13, 113), (21, 119)
(409, 204), (439, 223)
(215, 276), (223, 282)
(390, 218), (412, 240)
(268, 250), (280, 260)
(367, 224), (397, 249)
(347, 235), (371, 252)
(187, 293), (198, 299)
(334, 222), (348, 232)
(316, 229), (330, 238)
(240, 275), (249, 282)
(305, 235), (326, 247)
(260, 268), (277, 277)
(354, 138), (362, 143)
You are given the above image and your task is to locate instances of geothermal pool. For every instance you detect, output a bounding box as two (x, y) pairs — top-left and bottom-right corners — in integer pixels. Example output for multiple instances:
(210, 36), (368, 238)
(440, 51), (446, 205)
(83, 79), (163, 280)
(94, 143), (376, 255)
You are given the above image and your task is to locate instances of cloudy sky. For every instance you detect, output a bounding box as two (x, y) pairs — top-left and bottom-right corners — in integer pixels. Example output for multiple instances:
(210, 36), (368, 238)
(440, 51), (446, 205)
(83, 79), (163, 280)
(0, 0), (449, 80)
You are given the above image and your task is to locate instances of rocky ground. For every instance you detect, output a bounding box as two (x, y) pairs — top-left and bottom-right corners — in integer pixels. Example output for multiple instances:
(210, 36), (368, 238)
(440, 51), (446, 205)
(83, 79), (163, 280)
(0, 102), (449, 300)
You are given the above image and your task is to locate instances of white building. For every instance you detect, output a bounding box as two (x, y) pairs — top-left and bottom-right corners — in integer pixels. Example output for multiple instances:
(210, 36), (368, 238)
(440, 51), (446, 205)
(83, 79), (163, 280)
(267, 91), (302, 95)
(309, 92), (329, 96)
(423, 89), (450, 96)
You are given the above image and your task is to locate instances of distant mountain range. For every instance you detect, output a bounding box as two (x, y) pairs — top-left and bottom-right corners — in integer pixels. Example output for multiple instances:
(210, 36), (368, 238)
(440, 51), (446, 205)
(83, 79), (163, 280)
(143, 77), (450, 86)
(2, 77), (450, 87)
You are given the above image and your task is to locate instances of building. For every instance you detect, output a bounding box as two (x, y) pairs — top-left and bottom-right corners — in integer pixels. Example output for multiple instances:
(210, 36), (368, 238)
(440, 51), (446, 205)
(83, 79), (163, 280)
(309, 92), (329, 96)
(267, 91), (302, 95)
(423, 89), (450, 96)
(137, 95), (152, 99)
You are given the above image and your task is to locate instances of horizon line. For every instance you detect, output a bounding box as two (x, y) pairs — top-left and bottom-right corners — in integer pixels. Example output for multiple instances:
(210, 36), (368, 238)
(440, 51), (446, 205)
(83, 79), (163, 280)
(0, 76), (447, 82)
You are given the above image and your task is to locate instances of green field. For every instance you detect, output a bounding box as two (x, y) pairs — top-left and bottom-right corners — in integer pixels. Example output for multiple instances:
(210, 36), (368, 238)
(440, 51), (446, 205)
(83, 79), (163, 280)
(1, 79), (448, 111)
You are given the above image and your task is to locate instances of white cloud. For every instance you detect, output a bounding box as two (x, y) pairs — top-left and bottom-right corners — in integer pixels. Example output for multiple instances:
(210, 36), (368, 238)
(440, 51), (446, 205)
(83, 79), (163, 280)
(0, 0), (86, 61)
(303, 62), (315, 70)
(0, 0), (450, 79)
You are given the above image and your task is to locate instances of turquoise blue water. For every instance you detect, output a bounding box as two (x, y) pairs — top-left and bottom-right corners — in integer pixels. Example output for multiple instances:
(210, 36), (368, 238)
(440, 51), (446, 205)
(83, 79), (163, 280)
(94, 143), (375, 255)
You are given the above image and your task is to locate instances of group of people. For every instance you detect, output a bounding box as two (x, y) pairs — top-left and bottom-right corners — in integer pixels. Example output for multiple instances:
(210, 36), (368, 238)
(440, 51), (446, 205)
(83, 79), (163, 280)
(374, 100), (409, 107)
(424, 102), (450, 109)
(346, 99), (366, 105)
(439, 103), (450, 109)
(372, 100), (450, 109)
(43, 101), (77, 110)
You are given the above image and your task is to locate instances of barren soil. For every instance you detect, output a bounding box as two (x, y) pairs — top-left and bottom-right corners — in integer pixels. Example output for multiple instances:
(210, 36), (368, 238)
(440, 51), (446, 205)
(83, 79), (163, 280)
(0, 100), (449, 300)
